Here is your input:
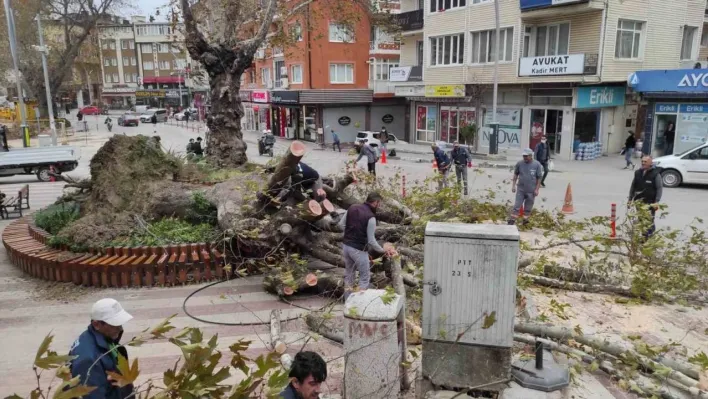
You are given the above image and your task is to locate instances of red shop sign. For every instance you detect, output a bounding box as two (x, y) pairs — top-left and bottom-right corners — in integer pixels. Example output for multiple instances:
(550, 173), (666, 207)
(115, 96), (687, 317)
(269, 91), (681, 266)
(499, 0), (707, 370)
(252, 91), (270, 103)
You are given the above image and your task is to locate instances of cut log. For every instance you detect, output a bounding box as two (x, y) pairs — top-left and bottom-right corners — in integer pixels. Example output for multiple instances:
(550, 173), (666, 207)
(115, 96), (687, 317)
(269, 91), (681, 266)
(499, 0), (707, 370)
(305, 312), (344, 344)
(300, 200), (323, 222)
(320, 199), (335, 214)
(260, 141), (307, 201)
(270, 310), (287, 354)
(520, 273), (634, 297)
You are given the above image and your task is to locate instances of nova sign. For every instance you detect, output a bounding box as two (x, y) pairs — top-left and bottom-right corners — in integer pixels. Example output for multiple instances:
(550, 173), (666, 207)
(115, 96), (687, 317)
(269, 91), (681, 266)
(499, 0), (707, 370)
(519, 54), (585, 76)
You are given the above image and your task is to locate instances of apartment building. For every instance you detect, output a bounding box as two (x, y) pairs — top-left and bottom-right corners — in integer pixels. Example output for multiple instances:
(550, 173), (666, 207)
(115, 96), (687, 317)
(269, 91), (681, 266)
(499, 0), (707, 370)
(98, 16), (207, 110)
(239, 1), (407, 143)
(392, 0), (706, 160)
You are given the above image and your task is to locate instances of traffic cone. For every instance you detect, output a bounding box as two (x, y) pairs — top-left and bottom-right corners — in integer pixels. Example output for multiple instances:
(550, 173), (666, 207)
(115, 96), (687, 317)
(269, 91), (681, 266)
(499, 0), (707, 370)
(381, 149), (387, 165)
(562, 183), (575, 214)
(49, 165), (56, 182)
(432, 159), (438, 170)
(519, 205), (525, 218)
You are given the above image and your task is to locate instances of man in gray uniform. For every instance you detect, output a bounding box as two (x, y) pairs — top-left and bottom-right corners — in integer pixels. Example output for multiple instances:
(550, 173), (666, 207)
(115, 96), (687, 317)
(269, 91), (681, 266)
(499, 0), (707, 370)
(338, 192), (397, 299)
(508, 148), (543, 225)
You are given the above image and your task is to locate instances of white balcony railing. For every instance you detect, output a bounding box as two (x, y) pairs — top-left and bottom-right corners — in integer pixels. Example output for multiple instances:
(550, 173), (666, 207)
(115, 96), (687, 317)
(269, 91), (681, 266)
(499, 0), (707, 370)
(368, 79), (395, 94)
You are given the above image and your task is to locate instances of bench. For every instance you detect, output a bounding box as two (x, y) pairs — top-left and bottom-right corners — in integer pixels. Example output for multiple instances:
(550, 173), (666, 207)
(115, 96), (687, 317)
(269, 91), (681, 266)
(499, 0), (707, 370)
(1, 185), (30, 219)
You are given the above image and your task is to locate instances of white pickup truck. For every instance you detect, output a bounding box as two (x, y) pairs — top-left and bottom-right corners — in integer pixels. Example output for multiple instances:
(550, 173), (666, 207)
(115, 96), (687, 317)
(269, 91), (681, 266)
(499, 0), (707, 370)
(0, 146), (79, 182)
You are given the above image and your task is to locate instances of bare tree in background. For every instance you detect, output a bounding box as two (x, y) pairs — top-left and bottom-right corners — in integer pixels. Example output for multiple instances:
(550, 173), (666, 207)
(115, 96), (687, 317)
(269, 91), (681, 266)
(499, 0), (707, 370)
(178, 0), (396, 167)
(0, 0), (127, 115)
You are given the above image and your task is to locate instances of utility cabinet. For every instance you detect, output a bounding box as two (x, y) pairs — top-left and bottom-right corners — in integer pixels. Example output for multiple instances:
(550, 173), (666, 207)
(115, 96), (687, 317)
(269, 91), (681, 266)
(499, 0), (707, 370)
(421, 222), (520, 389)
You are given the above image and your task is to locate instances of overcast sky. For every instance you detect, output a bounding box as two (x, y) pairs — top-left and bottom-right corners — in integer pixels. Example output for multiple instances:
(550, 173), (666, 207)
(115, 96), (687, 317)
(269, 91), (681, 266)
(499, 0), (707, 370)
(133, 0), (169, 21)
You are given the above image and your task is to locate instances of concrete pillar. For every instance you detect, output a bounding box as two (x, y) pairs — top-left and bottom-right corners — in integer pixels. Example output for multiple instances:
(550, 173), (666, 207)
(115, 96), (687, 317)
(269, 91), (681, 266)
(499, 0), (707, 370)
(344, 289), (403, 399)
(77, 90), (85, 108)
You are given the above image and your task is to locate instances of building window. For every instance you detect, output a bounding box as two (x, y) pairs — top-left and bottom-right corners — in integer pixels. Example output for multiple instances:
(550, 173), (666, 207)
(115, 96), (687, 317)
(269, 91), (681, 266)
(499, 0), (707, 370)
(470, 27), (513, 64)
(124, 73), (132, 82)
(430, 34), (465, 66)
(143, 61), (154, 70)
(133, 73), (138, 83)
(471, 0), (492, 3)
(417, 40), (424, 66)
(702, 27), (708, 47)
(274, 60), (285, 87)
(174, 59), (187, 69)
(123, 57), (129, 66)
(291, 64), (303, 83)
(131, 57), (137, 66)
(370, 59), (399, 81)
(111, 58), (118, 66)
(416, 105), (437, 142)
(112, 73), (119, 82)
(292, 23), (303, 41)
(101, 40), (108, 50)
(681, 26), (698, 60)
(157, 43), (170, 53)
(141, 44), (153, 53)
(103, 58), (110, 66)
(104, 74), (109, 83)
(430, 0), (466, 13)
(273, 47), (284, 57)
(525, 23), (569, 57)
(109, 41), (116, 50)
(329, 23), (354, 42)
(329, 63), (354, 83)
(261, 67), (271, 85)
(249, 69), (255, 84)
(121, 40), (128, 49)
(159, 60), (170, 70)
(615, 19), (644, 59)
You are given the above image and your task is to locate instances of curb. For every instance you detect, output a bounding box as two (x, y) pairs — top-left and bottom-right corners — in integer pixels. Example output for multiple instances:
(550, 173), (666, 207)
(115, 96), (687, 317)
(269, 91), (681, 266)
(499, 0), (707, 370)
(2, 217), (227, 288)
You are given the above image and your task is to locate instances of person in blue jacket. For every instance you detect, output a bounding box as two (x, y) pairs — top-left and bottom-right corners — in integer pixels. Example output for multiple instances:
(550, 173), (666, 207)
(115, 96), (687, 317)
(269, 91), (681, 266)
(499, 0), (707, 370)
(432, 142), (451, 190)
(69, 298), (134, 398)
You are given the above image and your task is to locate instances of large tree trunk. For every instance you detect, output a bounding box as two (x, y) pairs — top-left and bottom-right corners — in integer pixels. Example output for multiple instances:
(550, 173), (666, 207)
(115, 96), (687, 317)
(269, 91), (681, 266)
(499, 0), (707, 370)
(205, 71), (248, 168)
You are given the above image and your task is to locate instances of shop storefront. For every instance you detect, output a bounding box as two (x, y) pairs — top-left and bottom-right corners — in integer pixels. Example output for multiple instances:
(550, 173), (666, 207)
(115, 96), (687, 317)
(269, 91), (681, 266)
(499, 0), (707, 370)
(521, 86), (574, 159)
(411, 85), (473, 144)
(240, 91), (256, 131)
(574, 85), (628, 159)
(135, 89), (168, 108)
(101, 87), (136, 108)
(300, 89), (374, 144)
(252, 90), (271, 132)
(628, 68), (708, 157)
(270, 91), (302, 140)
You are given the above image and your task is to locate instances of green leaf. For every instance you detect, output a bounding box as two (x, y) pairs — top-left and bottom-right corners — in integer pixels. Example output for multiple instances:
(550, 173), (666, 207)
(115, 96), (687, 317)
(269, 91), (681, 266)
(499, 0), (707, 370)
(35, 354), (77, 370)
(35, 333), (54, 363)
(482, 311), (497, 329)
(589, 361), (599, 372)
(4, 395), (24, 399)
(380, 286), (396, 305)
(105, 354), (140, 388)
(688, 352), (708, 370)
(149, 315), (177, 338)
(51, 376), (96, 399)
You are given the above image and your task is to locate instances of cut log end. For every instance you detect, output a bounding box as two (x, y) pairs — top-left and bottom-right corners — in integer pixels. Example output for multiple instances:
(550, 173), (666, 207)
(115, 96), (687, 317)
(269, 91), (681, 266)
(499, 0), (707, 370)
(274, 340), (287, 354)
(283, 286), (294, 296)
(307, 200), (323, 217)
(305, 273), (318, 287)
(290, 141), (307, 157)
(320, 199), (335, 214)
(279, 223), (293, 235)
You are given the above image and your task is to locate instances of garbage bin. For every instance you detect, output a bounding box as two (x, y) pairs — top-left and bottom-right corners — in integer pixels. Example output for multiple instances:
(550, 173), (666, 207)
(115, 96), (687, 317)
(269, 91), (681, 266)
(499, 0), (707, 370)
(38, 134), (51, 147)
(344, 289), (404, 399)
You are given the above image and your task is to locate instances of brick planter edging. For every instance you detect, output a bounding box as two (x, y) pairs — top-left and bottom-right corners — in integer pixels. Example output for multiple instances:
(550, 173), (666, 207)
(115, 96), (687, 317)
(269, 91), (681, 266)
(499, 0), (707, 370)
(3, 217), (226, 288)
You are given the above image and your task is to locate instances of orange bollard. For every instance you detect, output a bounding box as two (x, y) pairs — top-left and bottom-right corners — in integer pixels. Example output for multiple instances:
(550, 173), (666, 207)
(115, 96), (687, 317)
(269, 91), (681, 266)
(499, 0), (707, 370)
(432, 159), (438, 170)
(610, 203), (617, 238)
(49, 165), (56, 182)
(381, 149), (387, 164)
(519, 205), (525, 218)
(561, 183), (575, 214)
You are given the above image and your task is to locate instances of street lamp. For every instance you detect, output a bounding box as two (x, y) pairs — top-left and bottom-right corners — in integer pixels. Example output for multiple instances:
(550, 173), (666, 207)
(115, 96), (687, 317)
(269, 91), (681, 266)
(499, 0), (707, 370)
(34, 14), (58, 146)
(170, 71), (184, 108)
(489, 0), (501, 155)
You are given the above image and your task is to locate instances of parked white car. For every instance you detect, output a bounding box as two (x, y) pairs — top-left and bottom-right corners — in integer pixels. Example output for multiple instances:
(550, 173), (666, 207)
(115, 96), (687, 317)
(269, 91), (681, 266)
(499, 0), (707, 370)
(654, 142), (708, 187)
(355, 131), (408, 148)
(174, 108), (198, 121)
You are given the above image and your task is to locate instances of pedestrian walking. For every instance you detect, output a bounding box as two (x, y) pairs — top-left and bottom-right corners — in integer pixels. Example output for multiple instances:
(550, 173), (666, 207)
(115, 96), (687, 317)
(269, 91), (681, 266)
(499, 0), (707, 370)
(450, 141), (470, 195)
(331, 129), (341, 152)
(192, 137), (204, 156)
(628, 155), (662, 238)
(77, 111), (83, 122)
(151, 113), (157, 133)
(379, 126), (389, 154)
(623, 132), (636, 169)
(356, 139), (379, 176)
(279, 351), (328, 399)
(508, 148), (544, 225)
(338, 192), (397, 299)
(534, 135), (551, 187)
(432, 142), (451, 190)
(69, 298), (134, 399)
(664, 123), (675, 155)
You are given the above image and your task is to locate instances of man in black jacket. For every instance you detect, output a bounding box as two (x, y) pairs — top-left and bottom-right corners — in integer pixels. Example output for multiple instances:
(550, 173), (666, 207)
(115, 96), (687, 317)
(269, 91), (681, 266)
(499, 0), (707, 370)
(534, 135), (551, 187)
(279, 352), (327, 399)
(450, 141), (470, 195)
(629, 155), (662, 238)
(338, 192), (397, 299)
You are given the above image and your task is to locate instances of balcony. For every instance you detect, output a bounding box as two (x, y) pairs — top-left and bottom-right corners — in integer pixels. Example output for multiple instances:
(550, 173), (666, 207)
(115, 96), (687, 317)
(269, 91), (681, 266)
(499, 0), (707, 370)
(369, 41), (401, 55)
(519, 0), (604, 16)
(368, 79), (396, 95)
(392, 9), (423, 32)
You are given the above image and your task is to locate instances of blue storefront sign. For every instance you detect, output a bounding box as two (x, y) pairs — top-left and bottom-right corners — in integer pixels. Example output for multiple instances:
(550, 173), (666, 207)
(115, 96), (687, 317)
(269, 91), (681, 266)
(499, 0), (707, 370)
(520, 0), (586, 11)
(628, 69), (708, 93)
(576, 86), (625, 109)
(655, 103), (678, 113)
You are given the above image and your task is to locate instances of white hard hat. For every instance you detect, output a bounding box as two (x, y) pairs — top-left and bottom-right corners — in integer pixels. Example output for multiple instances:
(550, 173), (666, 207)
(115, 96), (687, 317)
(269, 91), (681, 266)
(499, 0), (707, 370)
(91, 298), (133, 326)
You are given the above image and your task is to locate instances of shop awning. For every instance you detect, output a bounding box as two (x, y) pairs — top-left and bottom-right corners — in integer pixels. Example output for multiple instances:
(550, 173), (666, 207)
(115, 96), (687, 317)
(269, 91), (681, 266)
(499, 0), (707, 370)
(299, 89), (373, 104)
(628, 68), (708, 94)
(101, 92), (134, 97)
